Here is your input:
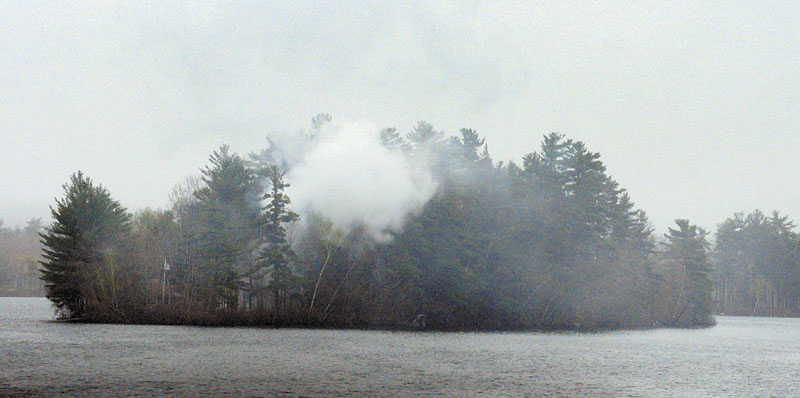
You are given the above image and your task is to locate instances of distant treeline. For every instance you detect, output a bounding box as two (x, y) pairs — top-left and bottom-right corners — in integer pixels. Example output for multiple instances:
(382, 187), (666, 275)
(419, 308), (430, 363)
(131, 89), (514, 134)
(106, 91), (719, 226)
(0, 219), (43, 297)
(713, 210), (800, 317)
(39, 119), (722, 329)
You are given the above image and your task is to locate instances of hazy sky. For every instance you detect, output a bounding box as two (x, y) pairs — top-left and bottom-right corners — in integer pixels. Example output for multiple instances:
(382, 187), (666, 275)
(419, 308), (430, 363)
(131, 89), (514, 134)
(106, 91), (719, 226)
(2, 1), (798, 233)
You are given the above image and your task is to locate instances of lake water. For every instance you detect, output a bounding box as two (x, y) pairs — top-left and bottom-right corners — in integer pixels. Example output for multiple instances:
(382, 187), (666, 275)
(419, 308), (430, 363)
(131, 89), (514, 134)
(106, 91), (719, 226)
(1, 297), (798, 397)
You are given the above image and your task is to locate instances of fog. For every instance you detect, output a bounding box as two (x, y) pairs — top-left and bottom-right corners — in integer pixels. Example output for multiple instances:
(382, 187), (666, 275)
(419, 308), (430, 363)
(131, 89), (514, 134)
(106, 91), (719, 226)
(2, 2), (800, 233)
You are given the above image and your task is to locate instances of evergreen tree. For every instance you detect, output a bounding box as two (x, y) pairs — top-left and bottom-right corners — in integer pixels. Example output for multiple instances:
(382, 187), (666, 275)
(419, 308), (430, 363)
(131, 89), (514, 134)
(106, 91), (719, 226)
(664, 219), (714, 326)
(456, 128), (485, 163)
(713, 210), (800, 314)
(39, 171), (130, 318)
(540, 132), (572, 172)
(406, 121), (444, 147)
(191, 145), (258, 310)
(258, 165), (300, 313)
(380, 127), (409, 152)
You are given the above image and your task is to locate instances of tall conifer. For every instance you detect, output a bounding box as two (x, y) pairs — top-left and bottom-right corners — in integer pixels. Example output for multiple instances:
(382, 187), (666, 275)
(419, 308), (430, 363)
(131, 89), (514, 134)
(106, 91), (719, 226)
(39, 172), (130, 318)
(258, 165), (300, 313)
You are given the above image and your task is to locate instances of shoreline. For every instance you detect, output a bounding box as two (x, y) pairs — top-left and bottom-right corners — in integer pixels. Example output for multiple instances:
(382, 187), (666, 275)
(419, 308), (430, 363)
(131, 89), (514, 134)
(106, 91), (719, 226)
(44, 313), (717, 333)
(7, 297), (721, 331)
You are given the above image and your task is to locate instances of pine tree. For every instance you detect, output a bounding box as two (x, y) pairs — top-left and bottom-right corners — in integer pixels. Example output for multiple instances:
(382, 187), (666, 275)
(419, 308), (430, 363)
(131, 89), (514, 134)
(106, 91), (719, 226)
(258, 165), (300, 314)
(379, 127), (410, 152)
(664, 219), (714, 326)
(713, 210), (800, 314)
(39, 171), (130, 318)
(457, 128), (485, 163)
(406, 121), (444, 147)
(191, 145), (258, 310)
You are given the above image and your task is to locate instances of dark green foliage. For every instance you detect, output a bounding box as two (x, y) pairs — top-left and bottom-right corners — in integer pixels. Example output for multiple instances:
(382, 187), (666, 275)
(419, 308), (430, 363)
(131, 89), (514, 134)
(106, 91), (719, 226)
(309, 128), (668, 329)
(39, 172), (130, 318)
(663, 219), (714, 326)
(258, 165), (300, 313)
(177, 146), (259, 310)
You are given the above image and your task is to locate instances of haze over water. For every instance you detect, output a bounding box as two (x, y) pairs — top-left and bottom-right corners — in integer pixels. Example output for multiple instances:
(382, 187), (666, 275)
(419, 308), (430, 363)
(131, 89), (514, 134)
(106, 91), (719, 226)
(2, 297), (798, 397)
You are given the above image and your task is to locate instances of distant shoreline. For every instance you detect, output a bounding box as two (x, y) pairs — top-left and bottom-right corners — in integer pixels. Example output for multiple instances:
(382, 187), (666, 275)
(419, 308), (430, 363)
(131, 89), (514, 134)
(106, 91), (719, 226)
(53, 318), (705, 333)
(0, 293), (44, 298)
(27, 297), (800, 330)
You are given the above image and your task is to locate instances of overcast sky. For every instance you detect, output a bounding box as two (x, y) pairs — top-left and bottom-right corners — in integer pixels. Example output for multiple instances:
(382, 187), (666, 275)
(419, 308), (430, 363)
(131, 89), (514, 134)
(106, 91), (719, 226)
(2, 1), (798, 233)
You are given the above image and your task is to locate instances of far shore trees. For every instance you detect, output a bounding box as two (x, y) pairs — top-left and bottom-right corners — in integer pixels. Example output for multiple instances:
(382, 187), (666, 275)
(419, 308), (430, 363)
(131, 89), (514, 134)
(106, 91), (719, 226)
(713, 210), (800, 316)
(0, 218), (44, 297)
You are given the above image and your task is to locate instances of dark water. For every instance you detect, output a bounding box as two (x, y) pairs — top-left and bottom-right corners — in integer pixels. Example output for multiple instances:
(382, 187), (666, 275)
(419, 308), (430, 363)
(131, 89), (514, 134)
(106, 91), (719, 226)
(2, 297), (798, 397)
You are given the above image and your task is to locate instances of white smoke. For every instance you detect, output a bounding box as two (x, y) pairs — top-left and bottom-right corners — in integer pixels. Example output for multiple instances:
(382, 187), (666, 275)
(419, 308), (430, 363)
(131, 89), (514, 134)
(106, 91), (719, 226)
(283, 121), (437, 241)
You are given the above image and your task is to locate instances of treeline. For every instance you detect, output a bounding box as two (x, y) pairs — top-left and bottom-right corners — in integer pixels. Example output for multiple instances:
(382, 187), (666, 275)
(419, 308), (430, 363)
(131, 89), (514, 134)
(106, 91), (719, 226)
(39, 120), (716, 329)
(713, 210), (800, 316)
(0, 219), (43, 297)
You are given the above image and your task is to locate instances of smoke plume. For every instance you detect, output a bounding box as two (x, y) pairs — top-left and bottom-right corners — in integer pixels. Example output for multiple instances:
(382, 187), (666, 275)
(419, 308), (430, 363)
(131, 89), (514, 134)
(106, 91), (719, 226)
(279, 121), (437, 241)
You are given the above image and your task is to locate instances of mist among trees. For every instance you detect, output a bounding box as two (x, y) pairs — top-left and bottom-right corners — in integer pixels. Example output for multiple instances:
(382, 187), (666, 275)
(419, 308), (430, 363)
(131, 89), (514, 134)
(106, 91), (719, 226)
(33, 118), (735, 329)
(0, 219), (43, 297)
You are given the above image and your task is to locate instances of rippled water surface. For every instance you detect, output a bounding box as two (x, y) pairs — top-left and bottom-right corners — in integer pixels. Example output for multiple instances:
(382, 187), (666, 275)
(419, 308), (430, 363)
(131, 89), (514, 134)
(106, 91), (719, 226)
(2, 297), (799, 397)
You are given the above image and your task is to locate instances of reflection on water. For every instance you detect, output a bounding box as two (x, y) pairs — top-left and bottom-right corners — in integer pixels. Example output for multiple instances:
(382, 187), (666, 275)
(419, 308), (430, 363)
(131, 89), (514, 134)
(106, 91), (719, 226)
(1, 297), (798, 397)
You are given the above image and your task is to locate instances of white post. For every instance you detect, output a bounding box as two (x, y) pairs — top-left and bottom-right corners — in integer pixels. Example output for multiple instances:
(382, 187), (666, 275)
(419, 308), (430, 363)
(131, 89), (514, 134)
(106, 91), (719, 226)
(162, 258), (170, 304)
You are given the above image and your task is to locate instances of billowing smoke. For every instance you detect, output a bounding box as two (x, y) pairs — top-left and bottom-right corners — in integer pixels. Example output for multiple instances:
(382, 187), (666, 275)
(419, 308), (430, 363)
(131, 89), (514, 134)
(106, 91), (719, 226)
(278, 121), (437, 241)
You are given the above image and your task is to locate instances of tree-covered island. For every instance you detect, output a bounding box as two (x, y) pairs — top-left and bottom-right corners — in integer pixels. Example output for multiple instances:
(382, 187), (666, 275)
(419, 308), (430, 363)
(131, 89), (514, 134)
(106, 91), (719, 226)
(38, 119), (718, 330)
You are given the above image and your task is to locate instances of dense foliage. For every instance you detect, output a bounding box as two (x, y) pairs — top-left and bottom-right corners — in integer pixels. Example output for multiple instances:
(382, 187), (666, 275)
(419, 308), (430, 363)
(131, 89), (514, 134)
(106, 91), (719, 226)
(39, 172), (131, 318)
(662, 220), (714, 326)
(39, 121), (719, 329)
(713, 210), (800, 316)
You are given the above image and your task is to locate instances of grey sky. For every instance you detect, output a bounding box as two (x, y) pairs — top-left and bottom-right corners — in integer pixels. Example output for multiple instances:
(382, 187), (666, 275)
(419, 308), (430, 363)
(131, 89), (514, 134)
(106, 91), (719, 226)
(2, 1), (798, 233)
